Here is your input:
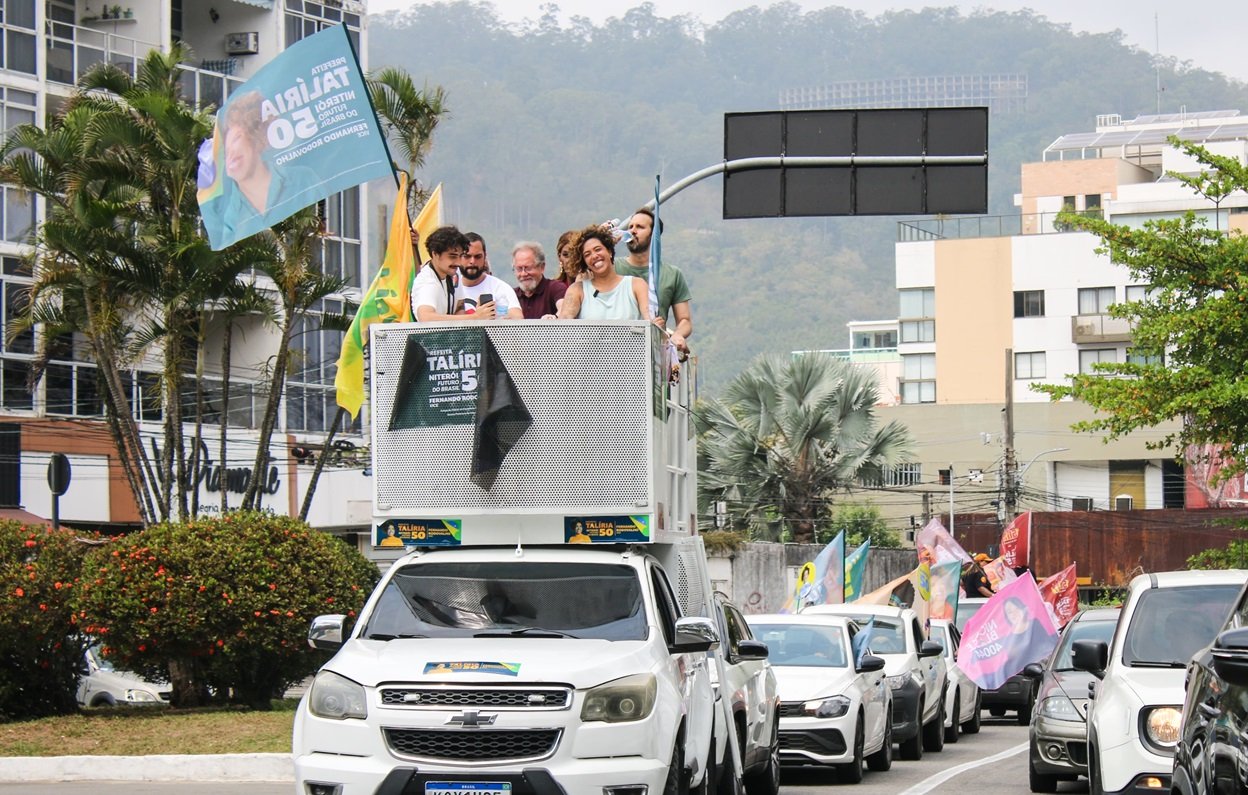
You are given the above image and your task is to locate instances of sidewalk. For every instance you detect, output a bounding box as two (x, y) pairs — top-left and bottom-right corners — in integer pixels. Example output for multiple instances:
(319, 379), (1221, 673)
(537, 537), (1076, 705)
(0, 754), (293, 783)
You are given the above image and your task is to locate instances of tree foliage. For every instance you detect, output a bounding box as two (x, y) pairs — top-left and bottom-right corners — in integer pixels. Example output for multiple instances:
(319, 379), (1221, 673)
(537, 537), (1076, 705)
(823, 503), (903, 548)
(1035, 141), (1248, 473)
(0, 521), (97, 720)
(73, 512), (379, 709)
(696, 353), (913, 544)
(1187, 538), (1248, 571)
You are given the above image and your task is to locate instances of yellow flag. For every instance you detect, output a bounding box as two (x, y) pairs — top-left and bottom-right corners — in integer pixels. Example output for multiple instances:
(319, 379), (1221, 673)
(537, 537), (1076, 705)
(333, 172), (416, 419)
(411, 183), (443, 264)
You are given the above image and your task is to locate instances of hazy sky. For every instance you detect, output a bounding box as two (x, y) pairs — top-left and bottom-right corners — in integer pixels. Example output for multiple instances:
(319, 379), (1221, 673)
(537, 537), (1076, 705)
(373, 0), (1248, 84)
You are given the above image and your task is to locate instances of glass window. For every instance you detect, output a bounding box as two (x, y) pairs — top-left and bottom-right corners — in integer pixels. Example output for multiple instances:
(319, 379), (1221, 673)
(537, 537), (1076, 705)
(1085, 194), (1102, 211)
(901, 353), (935, 404)
(1051, 617), (1117, 671)
(1125, 285), (1155, 303)
(1, 357), (30, 409)
(1013, 290), (1045, 318)
(2, 280), (32, 354)
(1126, 348), (1162, 367)
(899, 288), (935, 318)
(900, 319), (934, 343)
(1122, 585), (1241, 667)
(748, 623), (848, 668)
(1079, 348), (1116, 374)
(1078, 287), (1116, 314)
(1015, 351), (1045, 379)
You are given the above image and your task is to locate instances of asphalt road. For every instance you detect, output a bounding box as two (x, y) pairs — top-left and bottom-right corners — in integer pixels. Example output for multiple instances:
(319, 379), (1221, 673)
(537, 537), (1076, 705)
(0, 716), (1087, 795)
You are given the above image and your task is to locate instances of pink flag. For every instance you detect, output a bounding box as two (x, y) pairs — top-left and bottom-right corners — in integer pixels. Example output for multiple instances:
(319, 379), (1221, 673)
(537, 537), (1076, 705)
(956, 572), (1059, 690)
(982, 556), (1018, 591)
(1038, 563), (1079, 628)
(916, 518), (972, 567)
(1000, 511), (1032, 568)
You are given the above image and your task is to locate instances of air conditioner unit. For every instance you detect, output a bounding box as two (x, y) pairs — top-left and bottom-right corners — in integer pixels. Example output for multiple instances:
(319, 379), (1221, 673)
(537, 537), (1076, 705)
(1071, 497), (1094, 511)
(225, 31), (259, 55)
(1114, 495), (1134, 511)
(1074, 322), (1098, 337)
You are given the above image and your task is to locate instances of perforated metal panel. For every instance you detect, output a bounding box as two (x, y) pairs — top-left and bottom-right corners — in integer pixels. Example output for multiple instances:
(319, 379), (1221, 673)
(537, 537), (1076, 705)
(371, 321), (654, 513)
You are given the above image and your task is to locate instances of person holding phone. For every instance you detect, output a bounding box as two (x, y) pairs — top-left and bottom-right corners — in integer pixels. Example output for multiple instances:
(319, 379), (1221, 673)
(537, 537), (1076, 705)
(454, 232), (523, 319)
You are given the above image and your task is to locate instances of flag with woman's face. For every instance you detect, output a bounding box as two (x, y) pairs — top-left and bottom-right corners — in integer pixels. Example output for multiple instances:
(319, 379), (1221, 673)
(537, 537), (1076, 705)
(928, 560), (962, 621)
(1038, 563), (1079, 628)
(811, 531), (846, 606)
(956, 573), (1059, 690)
(1000, 511), (1032, 568)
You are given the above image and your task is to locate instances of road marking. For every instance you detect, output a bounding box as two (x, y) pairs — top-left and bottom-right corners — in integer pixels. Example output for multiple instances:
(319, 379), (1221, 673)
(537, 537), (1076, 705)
(896, 741), (1029, 795)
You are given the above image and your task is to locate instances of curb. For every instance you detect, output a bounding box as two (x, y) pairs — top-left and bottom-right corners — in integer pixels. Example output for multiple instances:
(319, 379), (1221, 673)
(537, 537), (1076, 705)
(0, 753), (294, 783)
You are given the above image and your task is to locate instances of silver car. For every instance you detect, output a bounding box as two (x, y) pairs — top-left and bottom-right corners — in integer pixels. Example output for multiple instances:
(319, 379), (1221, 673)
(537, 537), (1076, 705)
(77, 644), (169, 707)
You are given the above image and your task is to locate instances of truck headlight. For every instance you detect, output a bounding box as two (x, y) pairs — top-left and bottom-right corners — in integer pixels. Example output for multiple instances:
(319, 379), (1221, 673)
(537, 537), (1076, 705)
(308, 671), (367, 720)
(1036, 696), (1082, 721)
(581, 674), (656, 723)
(886, 674), (911, 691)
(804, 695), (851, 718)
(1142, 706), (1182, 751)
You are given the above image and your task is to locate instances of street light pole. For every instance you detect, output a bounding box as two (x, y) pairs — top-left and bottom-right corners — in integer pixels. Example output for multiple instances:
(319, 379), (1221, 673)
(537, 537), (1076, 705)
(1016, 447), (1071, 511)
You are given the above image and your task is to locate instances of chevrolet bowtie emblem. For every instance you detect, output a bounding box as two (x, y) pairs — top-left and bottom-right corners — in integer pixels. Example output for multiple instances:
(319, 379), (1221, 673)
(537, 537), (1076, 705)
(447, 710), (497, 727)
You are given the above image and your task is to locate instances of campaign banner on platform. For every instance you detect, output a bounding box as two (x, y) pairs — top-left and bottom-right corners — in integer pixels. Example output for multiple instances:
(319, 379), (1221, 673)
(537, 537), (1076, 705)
(564, 516), (651, 544)
(375, 518), (463, 548)
(197, 24), (391, 250)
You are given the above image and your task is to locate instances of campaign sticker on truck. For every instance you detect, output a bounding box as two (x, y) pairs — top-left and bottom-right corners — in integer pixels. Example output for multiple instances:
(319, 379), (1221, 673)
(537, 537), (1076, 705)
(426, 783), (511, 795)
(375, 519), (462, 548)
(564, 516), (650, 544)
(423, 662), (521, 676)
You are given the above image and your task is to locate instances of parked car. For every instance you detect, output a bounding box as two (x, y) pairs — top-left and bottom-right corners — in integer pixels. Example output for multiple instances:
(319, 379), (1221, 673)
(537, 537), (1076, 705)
(957, 596), (1037, 724)
(928, 618), (981, 743)
(804, 604), (947, 759)
(745, 614), (891, 783)
(709, 592), (780, 795)
(1021, 607), (1121, 792)
(1173, 578), (1248, 795)
(1074, 570), (1247, 795)
(77, 644), (169, 707)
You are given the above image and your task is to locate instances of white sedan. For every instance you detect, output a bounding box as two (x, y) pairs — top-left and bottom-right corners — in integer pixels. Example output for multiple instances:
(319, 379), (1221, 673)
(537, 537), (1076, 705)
(928, 618), (981, 743)
(745, 614), (892, 783)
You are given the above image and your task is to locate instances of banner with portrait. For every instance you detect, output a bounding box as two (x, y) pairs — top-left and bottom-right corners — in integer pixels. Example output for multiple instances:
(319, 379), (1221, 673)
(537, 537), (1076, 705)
(956, 573), (1059, 690)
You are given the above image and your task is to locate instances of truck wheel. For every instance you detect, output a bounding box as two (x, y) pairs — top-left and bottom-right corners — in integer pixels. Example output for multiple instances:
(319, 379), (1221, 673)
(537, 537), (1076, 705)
(961, 692), (981, 735)
(865, 708), (892, 772)
(943, 690), (959, 744)
(665, 743), (688, 795)
(1087, 744), (1104, 795)
(743, 718), (779, 795)
(898, 701), (923, 761)
(922, 697), (945, 752)
(836, 717), (864, 784)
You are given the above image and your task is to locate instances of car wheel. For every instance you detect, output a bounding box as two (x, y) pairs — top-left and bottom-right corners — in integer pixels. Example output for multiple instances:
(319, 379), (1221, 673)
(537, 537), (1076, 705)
(961, 691), (982, 735)
(837, 716), (864, 784)
(89, 693), (116, 708)
(989, 706), (1006, 717)
(922, 696), (945, 752)
(899, 700), (923, 761)
(1017, 688), (1034, 725)
(691, 738), (715, 795)
(743, 716), (779, 795)
(1087, 744), (1103, 795)
(944, 689), (960, 744)
(1028, 754), (1058, 793)
(866, 705), (893, 772)
(665, 742), (688, 795)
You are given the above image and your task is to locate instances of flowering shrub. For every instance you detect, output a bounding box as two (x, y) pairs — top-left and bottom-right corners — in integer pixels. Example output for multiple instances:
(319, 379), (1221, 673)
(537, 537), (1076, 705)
(74, 512), (378, 708)
(0, 520), (97, 720)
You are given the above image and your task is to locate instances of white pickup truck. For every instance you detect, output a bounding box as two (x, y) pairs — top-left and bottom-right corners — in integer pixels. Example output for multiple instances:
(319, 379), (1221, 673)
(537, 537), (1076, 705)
(293, 320), (730, 795)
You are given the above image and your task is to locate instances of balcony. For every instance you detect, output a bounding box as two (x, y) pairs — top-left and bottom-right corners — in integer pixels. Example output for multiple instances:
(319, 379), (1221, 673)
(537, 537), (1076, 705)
(1072, 314), (1133, 343)
(897, 210), (1104, 242)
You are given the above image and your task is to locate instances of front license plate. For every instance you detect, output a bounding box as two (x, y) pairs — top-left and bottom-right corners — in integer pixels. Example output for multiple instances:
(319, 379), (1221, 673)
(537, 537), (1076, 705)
(426, 783), (512, 795)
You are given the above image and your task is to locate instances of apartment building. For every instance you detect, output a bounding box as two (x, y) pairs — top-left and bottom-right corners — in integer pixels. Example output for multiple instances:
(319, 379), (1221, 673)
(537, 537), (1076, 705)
(845, 110), (1248, 529)
(0, 0), (373, 531)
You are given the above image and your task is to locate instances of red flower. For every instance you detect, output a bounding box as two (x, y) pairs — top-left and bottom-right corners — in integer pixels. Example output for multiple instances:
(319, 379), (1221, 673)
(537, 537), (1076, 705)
(13, 587), (23, 597)
(150, 607), (158, 614)
(24, 539), (35, 547)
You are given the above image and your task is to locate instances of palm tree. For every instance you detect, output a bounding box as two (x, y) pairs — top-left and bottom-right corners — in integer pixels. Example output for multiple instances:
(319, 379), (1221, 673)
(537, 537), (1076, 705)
(696, 353), (914, 544)
(367, 67), (448, 215)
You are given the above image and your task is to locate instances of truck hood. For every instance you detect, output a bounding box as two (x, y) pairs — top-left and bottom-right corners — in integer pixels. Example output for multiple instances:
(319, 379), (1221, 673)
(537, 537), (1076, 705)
(772, 667), (858, 702)
(325, 637), (656, 688)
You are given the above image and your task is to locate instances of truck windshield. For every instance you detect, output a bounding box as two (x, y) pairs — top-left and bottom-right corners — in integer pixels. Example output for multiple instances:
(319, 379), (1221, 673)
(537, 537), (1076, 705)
(362, 561), (647, 641)
(1122, 584), (1240, 668)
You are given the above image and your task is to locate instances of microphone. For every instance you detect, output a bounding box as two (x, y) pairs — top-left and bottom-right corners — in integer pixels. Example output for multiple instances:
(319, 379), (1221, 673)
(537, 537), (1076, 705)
(593, 289), (600, 297)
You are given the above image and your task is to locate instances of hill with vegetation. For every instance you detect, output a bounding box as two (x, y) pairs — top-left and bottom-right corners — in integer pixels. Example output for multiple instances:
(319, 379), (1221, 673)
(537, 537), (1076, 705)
(367, 2), (1248, 392)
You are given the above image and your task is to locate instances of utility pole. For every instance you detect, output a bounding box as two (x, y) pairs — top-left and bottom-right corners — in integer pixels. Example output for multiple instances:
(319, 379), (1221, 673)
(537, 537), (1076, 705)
(1003, 348), (1018, 519)
(949, 463), (955, 536)
(921, 491), (932, 524)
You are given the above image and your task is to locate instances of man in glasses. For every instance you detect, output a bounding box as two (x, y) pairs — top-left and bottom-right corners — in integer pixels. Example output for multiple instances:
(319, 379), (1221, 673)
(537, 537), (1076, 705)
(512, 240), (567, 319)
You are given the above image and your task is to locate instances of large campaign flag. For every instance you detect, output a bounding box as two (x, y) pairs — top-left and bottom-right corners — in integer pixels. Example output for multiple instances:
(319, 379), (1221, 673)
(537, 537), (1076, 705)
(928, 560), (963, 622)
(334, 173), (415, 418)
(197, 25), (392, 250)
(781, 561), (817, 614)
(916, 518), (972, 566)
(1000, 511), (1032, 569)
(856, 569), (916, 608)
(1038, 563), (1079, 628)
(794, 531), (845, 608)
(957, 572), (1059, 690)
(412, 183), (443, 265)
(983, 556), (1019, 591)
(843, 540), (870, 602)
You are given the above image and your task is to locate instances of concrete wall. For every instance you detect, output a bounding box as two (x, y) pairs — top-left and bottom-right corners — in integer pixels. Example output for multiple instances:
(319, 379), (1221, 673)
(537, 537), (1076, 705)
(710, 543), (918, 615)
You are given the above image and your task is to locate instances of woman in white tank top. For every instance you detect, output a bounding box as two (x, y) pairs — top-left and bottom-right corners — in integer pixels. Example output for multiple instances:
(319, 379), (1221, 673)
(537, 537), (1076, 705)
(555, 225), (651, 321)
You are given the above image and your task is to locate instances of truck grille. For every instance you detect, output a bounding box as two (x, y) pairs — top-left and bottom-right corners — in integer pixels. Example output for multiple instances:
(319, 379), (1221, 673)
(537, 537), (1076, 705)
(384, 728), (561, 762)
(380, 687), (571, 709)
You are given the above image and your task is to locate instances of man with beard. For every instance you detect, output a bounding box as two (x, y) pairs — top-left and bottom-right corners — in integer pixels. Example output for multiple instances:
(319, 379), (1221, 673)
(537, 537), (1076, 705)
(618, 208), (691, 353)
(455, 232), (522, 319)
(512, 241), (566, 319)
(412, 225), (484, 323)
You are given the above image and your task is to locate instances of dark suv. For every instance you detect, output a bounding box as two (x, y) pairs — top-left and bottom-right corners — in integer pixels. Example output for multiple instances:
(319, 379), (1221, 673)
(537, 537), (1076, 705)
(1173, 579), (1248, 795)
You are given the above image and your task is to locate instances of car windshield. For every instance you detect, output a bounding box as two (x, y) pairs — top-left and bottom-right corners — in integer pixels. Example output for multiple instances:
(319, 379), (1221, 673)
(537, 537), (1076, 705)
(955, 600), (985, 633)
(88, 645), (116, 672)
(1051, 618), (1117, 671)
(361, 561), (647, 641)
(750, 624), (848, 668)
(841, 615), (906, 654)
(1122, 584), (1241, 667)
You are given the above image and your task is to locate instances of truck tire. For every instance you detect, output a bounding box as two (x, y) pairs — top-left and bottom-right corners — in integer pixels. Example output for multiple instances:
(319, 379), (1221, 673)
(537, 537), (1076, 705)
(665, 743), (688, 795)
(743, 719), (779, 795)
(922, 697), (945, 752)
(943, 689), (959, 744)
(961, 691), (981, 735)
(898, 700), (923, 761)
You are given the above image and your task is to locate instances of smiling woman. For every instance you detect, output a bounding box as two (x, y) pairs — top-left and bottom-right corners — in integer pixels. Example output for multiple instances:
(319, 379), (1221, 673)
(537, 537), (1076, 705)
(555, 225), (650, 321)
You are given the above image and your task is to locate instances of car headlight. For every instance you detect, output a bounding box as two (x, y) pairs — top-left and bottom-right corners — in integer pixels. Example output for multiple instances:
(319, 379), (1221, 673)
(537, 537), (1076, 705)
(886, 673), (911, 690)
(126, 689), (160, 703)
(308, 670), (368, 720)
(1142, 706), (1182, 752)
(1036, 696), (1082, 721)
(804, 695), (851, 718)
(581, 674), (656, 723)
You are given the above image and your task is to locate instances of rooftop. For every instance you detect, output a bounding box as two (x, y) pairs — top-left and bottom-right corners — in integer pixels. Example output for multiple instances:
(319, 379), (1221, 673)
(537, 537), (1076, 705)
(1043, 109), (1248, 160)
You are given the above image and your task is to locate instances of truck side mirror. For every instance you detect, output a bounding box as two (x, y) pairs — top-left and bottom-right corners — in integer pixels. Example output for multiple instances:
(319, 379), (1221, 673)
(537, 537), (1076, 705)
(308, 614), (347, 651)
(1071, 639), (1108, 679)
(673, 616), (719, 653)
(1212, 626), (1248, 687)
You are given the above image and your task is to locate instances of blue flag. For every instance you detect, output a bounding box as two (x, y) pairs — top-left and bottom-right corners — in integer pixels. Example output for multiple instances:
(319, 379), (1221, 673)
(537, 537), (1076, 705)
(852, 617), (875, 667)
(844, 540), (871, 602)
(647, 176), (661, 318)
(197, 25), (392, 250)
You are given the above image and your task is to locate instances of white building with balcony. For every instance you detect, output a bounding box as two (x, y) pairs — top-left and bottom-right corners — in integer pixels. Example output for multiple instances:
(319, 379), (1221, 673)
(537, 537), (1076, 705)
(0, 0), (374, 534)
